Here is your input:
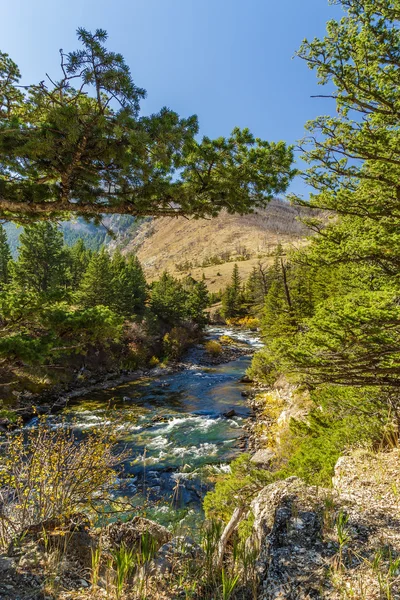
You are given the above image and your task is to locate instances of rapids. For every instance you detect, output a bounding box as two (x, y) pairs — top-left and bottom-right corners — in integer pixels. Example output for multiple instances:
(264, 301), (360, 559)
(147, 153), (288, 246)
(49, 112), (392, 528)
(41, 327), (261, 530)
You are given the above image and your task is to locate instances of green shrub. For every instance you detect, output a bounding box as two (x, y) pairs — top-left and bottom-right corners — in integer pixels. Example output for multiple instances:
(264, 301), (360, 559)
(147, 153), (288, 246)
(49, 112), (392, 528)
(149, 355), (160, 367)
(203, 454), (274, 523)
(163, 326), (189, 360)
(205, 340), (223, 357)
(278, 386), (392, 486)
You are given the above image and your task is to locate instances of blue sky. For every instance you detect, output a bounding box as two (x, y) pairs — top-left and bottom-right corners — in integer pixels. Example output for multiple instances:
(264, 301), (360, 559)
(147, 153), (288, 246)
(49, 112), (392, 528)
(1, 0), (342, 197)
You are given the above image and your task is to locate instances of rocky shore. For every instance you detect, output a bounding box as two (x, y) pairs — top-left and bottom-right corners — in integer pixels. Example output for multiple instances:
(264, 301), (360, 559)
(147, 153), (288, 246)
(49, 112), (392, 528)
(0, 334), (254, 430)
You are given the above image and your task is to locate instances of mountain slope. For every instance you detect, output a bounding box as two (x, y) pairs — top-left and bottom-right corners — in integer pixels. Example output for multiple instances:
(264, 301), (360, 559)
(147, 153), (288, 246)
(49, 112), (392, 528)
(124, 199), (312, 288)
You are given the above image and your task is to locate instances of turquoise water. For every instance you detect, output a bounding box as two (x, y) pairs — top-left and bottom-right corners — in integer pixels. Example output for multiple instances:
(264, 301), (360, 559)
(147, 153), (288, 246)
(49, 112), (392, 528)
(43, 327), (261, 530)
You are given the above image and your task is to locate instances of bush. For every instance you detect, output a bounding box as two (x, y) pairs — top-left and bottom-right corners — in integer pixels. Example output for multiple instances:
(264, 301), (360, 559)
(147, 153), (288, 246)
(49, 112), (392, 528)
(246, 348), (279, 384)
(277, 386), (392, 486)
(203, 454), (274, 522)
(163, 327), (189, 360)
(205, 340), (223, 357)
(0, 420), (127, 548)
(149, 355), (160, 367)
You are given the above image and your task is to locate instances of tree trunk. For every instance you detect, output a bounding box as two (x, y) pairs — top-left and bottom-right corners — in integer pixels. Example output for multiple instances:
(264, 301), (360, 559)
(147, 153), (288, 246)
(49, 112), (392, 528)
(216, 506), (245, 569)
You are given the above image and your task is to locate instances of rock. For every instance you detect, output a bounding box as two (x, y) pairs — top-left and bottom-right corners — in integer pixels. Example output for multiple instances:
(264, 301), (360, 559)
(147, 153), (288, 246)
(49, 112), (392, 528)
(240, 375), (253, 383)
(17, 513), (96, 568)
(223, 409), (236, 418)
(150, 536), (204, 575)
(104, 516), (171, 553)
(250, 449), (275, 468)
(0, 556), (16, 573)
(251, 477), (335, 599)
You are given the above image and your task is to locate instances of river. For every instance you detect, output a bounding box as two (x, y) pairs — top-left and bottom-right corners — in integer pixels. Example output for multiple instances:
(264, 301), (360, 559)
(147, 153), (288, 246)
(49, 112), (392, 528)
(41, 327), (262, 532)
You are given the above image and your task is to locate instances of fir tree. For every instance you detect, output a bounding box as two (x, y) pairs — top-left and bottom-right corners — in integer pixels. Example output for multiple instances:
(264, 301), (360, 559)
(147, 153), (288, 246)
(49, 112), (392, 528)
(110, 250), (147, 318)
(13, 223), (66, 294)
(150, 273), (187, 326)
(68, 239), (92, 289)
(245, 262), (269, 313)
(183, 276), (210, 324)
(0, 224), (11, 288)
(221, 264), (243, 319)
(78, 248), (113, 308)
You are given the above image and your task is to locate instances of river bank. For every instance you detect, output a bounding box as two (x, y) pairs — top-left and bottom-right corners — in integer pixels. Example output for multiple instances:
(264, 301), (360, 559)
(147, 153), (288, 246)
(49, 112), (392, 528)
(0, 327), (256, 431)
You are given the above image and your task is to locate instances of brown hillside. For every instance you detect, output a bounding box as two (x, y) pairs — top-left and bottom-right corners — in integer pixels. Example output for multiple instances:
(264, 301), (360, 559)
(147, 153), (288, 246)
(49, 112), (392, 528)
(123, 199), (311, 290)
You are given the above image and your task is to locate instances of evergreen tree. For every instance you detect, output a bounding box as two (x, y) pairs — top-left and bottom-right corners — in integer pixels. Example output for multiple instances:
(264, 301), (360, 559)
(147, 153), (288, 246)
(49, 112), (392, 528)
(150, 273), (187, 326)
(13, 223), (66, 294)
(0, 224), (11, 288)
(68, 239), (92, 289)
(221, 264), (242, 319)
(0, 29), (294, 222)
(110, 250), (147, 318)
(183, 276), (210, 324)
(245, 262), (269, 313)
(78, 248), (113, 308)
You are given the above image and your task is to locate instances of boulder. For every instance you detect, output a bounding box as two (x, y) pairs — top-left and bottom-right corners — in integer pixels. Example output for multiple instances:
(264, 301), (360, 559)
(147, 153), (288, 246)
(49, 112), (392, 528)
(223, 409), (236, 418)
(150, 535), (204, 575)
(250, 449), (275, 468)
(103, 516), (171, 553)
(251, 477), (335, 599)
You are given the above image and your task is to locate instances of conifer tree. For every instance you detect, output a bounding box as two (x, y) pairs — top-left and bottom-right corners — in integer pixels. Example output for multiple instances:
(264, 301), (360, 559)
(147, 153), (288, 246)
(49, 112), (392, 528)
(78, 248), (113, 308)
(68, 239), (92, 289)
(221, 264), (242, 319)
(0, 29), (295, 222)
(245, 262), (269, 313)
(183, 276), (210, 324)
(110, 250), (147, 318)
(0, 224), (11, 288)
(13, 222), (66, 294)
(150, 273), (187, 326)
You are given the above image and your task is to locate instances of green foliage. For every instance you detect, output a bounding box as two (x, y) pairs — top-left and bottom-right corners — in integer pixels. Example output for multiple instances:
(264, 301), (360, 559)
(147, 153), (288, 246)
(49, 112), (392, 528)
(13, 222), (67, 295)
(279, 386), (391, 486)
(110, 250), (147, 318)
(67, 239), (92, 289)
(150, 273), (187, 326)
(150, 272), (209, 327)
(43, 303), (123, 351)
(0, 29), (294, 222)
(0, 224), (11, 287)
(203, 454), (274, 523)
(78, 248), (114, 308)
(247, 3), (400, 491)
(244, 262), (268, 314)
(221, 264), (244, 319)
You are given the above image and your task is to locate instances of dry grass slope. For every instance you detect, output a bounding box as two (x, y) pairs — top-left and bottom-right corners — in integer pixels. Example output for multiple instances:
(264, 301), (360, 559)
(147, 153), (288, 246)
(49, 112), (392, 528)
(124, 199), (311, 290)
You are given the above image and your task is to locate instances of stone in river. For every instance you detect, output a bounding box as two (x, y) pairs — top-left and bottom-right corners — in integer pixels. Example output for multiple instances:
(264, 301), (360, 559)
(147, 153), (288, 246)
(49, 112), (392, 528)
(223, 409), (236, 418)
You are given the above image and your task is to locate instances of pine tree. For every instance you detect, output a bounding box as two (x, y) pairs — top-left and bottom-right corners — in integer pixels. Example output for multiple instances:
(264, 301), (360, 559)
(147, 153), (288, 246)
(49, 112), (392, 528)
(0, 30), (294, 222)
(13, 223), (66, 294)
(245, 262), (269, 313)
(221, 264), (242, 319)
(183, 276), (210, 324)
(78, 248), (113, 308)
(0, 224), (11, 288)
(110, 250), (147, 318)
(150, 273), (187, 326)
(68, 239), (92, 289)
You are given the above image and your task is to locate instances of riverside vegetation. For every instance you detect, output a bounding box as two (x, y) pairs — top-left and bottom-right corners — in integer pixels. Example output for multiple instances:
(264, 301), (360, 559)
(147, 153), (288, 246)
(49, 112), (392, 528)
(1, 1), (400, 598)
(0, 221), (212, 407)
